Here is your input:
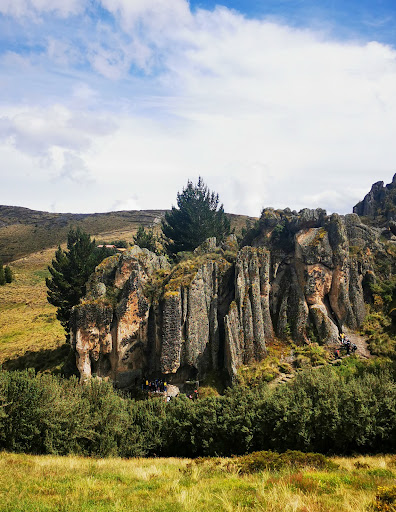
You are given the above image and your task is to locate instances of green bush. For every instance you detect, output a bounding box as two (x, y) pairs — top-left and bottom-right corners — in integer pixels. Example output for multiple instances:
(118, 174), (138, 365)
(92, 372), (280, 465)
(0, 363), (395, 458)
(293, 343), (328, 368)
(4, 265), (12, 283)
(235, 450), (338, 474)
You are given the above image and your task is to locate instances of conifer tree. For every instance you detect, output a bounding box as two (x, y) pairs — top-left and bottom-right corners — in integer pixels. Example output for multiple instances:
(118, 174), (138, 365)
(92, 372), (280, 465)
(133, 226), (159, 253)
(4, 266), (12, 284)
(0, 261), (5, 286)
(46, 227), (111, 337)
(162, 177), (230, 256)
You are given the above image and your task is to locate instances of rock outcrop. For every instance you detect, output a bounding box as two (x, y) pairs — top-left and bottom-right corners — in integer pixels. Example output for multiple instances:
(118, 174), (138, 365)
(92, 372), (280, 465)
(353, 173), (396, 223)
(71, 209), (387, 386)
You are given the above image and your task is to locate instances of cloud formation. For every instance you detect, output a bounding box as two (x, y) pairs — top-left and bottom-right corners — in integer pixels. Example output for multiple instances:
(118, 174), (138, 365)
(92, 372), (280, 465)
(0, 0), (82, 18)
(1, 1), (396, 215)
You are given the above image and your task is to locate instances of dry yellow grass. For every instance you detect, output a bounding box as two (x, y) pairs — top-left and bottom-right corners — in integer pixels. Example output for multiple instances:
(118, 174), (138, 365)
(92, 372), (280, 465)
(0, 453), (394, 512)
(0, 248), (65, 368)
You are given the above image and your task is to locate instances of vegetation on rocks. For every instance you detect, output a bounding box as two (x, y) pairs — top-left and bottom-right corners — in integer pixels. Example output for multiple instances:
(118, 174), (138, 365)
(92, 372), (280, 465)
(361, 270), (396, 359)
(145, 249), (234, 302)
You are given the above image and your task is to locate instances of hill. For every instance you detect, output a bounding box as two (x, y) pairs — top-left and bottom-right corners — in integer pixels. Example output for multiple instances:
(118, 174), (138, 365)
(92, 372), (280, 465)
(0, 206), (166, 263)
(1, 175), (395, 380)
(0, 247), (66, 372)
(0, 205), (253, 263)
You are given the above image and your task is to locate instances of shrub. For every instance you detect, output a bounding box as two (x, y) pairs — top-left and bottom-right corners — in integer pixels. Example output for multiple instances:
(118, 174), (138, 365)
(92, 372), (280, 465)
(371, 485), (396, 511)
(4, 265), (12, 283)
(293, 343), (328, 368)
(235, 450), (338, 474)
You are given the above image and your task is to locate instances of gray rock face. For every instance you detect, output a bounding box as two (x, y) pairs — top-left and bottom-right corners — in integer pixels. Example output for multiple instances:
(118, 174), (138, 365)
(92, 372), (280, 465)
(71, 208), (384, 385)
(353, 174), (396, 222)
(224, 247), (271, 377)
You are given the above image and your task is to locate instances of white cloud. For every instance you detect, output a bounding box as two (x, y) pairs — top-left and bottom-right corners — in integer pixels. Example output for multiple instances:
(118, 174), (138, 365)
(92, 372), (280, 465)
(58, 151), (93, 185)
(0, 106), (117, 157)
(1, 2), (396, 215)
(99, 0), (192, 33)
(0, 0), (83, 18)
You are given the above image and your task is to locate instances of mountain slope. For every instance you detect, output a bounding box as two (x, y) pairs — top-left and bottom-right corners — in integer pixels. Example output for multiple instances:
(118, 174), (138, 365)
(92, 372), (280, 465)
(0, 205), (254, 263)
(0, 206), (165, 263)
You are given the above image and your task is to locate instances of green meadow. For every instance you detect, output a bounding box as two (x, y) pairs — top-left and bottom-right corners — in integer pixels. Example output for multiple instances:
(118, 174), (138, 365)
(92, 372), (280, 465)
(0, 452), (395, 512)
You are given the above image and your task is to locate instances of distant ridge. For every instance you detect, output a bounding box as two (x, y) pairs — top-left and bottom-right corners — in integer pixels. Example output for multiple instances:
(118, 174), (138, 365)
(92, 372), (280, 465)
(0, 205), (253, 263)
(0, 206), (166, 263)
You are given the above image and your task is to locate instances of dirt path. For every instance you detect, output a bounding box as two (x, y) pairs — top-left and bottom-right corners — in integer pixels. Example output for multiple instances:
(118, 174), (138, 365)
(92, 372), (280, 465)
(270, 331), (372, 387)
(343, 329), (372, 359)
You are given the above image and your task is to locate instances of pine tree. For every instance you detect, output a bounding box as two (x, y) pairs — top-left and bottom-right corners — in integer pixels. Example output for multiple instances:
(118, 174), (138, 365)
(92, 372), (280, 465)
(133, 226), (159, 253)
(162, 177), (230, 256)
(46, 227), (111, 337)
(4, 266), (12, 284)
(0, 261), (5, 286)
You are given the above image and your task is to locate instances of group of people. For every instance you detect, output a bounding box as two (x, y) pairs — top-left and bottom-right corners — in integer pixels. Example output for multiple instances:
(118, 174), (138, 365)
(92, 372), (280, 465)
(334, 332), (358, 358)
(142, 379), (167, 393)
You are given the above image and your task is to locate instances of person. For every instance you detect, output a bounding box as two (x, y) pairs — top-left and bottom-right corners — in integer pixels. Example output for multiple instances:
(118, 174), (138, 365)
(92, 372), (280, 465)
(346, 339), (351, 355)
(334, 348), (340, 359)
(352, 343), (357, 354)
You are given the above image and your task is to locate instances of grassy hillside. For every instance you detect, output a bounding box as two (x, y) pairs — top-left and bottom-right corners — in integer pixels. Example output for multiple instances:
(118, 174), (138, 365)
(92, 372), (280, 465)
(0, 452), (395, 511)
(0, 206), (166, 263)
(0, 248), (66, 372)
(0, 205), (254, 263)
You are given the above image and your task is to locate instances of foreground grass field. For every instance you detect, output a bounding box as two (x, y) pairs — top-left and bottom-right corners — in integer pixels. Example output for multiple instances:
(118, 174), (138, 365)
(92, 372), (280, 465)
(0, 453), (395, 512)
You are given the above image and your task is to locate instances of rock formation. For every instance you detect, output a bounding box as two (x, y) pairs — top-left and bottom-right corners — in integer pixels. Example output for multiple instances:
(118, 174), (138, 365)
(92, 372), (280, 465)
(353, 173), (396, 222)
(71, 208), (388, 386)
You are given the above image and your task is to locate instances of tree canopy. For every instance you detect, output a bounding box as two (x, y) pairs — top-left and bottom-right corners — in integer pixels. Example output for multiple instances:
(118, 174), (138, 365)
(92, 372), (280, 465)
(46, 227), (112, 338)
(0, 261), (5, 286)
(133, 226), (159, 253)
(4, 265), (12, 284)
(162, 177), (230, 255)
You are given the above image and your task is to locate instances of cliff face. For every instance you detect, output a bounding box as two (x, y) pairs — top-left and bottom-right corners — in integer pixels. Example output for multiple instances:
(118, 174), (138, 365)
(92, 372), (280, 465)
(353, 173), (396, 224)
(71, 210), (386, 386)
(70, 247), (170, 386)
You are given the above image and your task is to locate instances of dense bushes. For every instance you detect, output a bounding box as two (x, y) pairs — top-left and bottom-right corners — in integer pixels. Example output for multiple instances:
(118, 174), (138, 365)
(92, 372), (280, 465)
(0, 362), (395, 458)
(234, 450), (338, 473)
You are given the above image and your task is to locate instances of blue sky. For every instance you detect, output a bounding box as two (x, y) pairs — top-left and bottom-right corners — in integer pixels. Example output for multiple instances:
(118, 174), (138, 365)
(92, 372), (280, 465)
(192, 0), (396, 43)
(1, 0), (396, 215)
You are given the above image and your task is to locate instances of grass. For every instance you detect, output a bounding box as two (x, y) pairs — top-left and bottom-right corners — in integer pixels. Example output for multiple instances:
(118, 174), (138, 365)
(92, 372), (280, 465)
(0, 248), (66, 371)
(0, 206), (255, 263)
(0, 208), (166, 263)
(0, 453), (395, 511)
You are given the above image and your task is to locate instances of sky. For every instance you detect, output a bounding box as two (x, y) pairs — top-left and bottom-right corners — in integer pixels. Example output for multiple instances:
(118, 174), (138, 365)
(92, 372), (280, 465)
(1, 0), (396, 216)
